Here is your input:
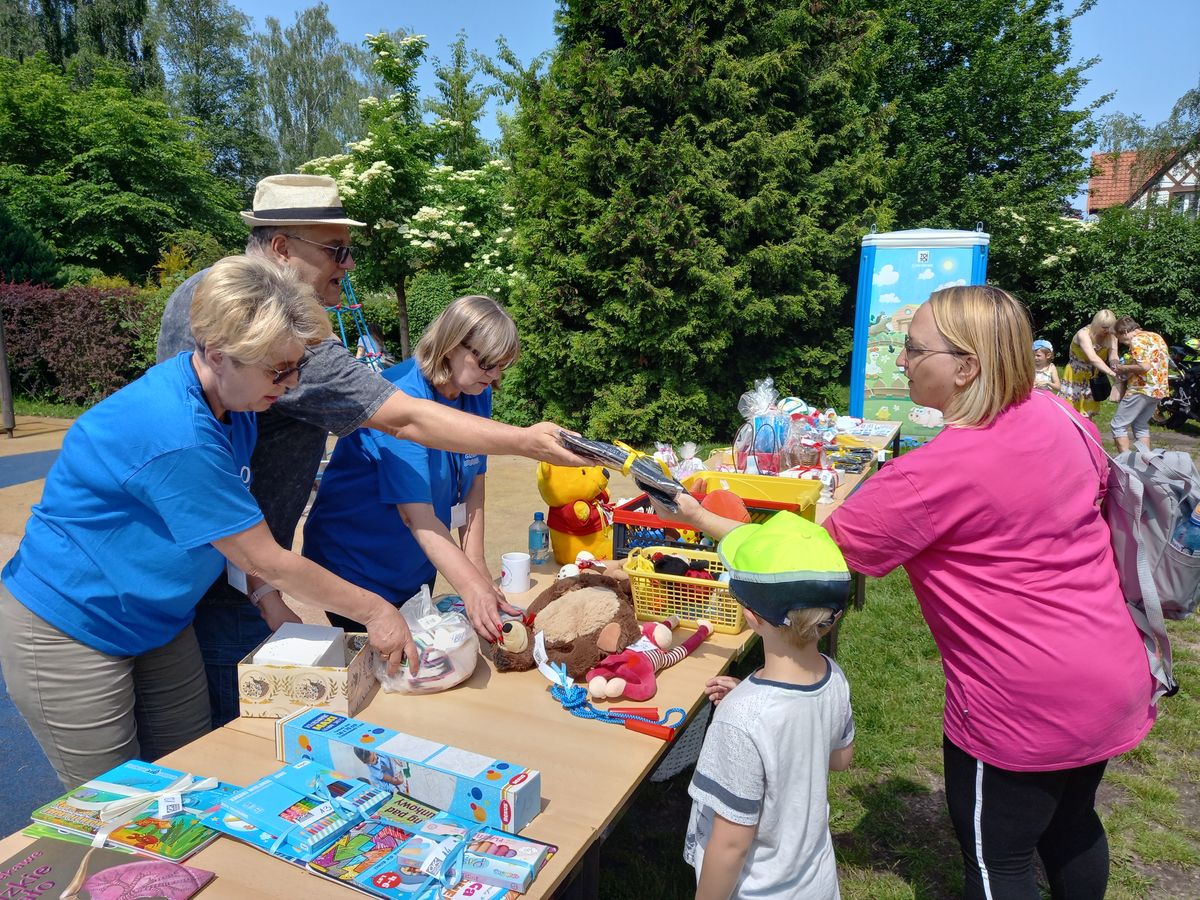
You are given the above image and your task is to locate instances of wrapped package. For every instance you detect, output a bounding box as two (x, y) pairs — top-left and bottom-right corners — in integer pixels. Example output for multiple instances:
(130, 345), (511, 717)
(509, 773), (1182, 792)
(376, 587), (479, 694)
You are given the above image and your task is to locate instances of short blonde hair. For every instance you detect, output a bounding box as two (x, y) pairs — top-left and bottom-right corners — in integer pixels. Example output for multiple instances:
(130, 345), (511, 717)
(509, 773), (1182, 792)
(928, 285), (1035, 429)
(779, 606), (841, 649)
(415, 295), (519, 389)
(1092, 309), (1116, 330)
(190, 256), (332, 363)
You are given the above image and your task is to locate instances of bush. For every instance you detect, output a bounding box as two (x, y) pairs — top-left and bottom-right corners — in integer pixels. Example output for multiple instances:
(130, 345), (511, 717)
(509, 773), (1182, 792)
(405, 272), (456, 347)
(0, 203), (58, 285)
(1, 282), (151, 404)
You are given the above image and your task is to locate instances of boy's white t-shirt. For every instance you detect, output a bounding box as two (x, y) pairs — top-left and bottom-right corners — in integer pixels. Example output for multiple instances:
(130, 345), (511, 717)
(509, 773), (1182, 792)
(685, 658), (855, 900)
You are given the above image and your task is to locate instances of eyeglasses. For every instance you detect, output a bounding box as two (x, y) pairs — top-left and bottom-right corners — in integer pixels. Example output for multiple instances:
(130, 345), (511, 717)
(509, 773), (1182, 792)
(265, 350), (312, 385)
(462, 342), (511, 373)
(285, 233), (353, 265)
(903, 335), (970, 358)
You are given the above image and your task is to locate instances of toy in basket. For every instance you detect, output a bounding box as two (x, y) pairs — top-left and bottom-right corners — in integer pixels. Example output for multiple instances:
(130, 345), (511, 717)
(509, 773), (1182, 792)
(624, 546), (744, 634)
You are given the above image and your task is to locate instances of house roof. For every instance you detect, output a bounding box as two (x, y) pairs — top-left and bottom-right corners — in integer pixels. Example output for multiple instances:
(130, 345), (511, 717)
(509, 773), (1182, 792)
(1087, 151), (1145, 213)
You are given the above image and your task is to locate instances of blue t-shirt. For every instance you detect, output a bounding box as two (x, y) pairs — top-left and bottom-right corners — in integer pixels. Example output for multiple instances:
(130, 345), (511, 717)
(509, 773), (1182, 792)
(2, 352), (263, 655)
(302, 358), (490, 604)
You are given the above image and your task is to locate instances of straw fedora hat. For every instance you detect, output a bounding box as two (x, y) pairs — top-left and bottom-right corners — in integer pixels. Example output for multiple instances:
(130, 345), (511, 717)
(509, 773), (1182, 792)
(240, 174), (365, 227)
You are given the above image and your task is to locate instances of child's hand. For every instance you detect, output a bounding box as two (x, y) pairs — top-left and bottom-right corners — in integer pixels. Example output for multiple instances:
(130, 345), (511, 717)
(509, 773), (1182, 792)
(705, 675), (740, 705)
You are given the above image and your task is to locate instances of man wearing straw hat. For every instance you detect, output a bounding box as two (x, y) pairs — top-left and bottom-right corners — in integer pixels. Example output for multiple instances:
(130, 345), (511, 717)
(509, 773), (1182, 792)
(157, 174), (584, 726)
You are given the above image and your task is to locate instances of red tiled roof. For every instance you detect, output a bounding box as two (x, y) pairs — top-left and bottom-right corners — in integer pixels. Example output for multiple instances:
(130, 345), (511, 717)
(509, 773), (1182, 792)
(1087, 151), (1147, 213)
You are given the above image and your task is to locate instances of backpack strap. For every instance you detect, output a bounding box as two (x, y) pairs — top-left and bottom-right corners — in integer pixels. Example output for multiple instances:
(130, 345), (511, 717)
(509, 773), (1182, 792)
(1043, 395), (1177, 700)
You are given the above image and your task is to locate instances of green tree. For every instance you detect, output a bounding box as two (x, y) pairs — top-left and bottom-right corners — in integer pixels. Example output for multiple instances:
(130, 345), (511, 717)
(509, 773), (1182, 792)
(155, 0), (272, 191)
(28, 0), (162, 89)
(252, 3), (369, 171)
(503, 0), (890, 442)
(0, 55), (240, 281)
(870, 0), (1099, 292)
(425, 31), (491, 169)
(0, 202), (58, 284)
(0, 0), (41, 60)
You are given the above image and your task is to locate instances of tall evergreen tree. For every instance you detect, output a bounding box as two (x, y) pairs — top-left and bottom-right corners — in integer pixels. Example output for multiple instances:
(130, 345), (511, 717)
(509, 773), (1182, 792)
(0, 202), (58, 284)
(30, 0), (162, 89)
(506, 0), (890, 442)
(425, 31), (491, 169)
(251, 3), (367, 171)
(870, 0), (1098, 290)
(155, 0), (272, 192)
(0, 0), (41, 61)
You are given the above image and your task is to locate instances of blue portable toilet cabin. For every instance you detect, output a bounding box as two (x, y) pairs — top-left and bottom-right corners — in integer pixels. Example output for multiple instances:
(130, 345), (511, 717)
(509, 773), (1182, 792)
(848, 228), (990, 439)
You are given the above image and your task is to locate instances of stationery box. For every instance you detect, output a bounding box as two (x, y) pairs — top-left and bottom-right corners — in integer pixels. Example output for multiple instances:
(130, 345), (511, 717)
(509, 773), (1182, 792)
(275, 708), (542, 833)
(239, 633), (377, 718)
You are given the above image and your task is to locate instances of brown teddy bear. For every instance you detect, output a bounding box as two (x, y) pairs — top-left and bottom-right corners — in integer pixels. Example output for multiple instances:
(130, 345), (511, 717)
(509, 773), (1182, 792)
(492, 572), (640, 680)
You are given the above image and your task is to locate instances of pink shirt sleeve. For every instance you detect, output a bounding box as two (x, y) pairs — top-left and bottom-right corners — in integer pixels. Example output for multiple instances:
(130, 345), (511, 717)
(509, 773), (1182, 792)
(822, 463), (938, 578)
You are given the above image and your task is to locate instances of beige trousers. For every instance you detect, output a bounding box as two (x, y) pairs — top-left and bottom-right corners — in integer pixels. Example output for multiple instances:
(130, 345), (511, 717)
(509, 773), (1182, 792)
(0, 582), (211, 788)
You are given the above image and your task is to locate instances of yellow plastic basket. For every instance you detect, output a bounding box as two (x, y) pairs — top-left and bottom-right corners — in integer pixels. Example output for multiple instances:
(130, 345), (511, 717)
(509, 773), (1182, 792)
(625, 547), (744, 634)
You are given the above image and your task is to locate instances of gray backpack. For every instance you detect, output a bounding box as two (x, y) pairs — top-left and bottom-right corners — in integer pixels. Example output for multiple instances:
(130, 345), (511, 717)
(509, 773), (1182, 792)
(1055, 398), (1200, 700)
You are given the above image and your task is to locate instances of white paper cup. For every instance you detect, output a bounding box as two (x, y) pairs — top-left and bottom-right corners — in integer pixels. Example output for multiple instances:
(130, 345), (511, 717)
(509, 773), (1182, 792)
(500, 552), (531, 593)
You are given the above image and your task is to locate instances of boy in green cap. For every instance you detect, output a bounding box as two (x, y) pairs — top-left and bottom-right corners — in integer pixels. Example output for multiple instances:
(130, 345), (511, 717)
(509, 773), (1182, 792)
(685, 511), (854, 900)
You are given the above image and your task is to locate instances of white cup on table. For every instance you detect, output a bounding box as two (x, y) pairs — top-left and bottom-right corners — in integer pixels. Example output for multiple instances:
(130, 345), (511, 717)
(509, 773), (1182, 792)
(500, 552), (531, 593)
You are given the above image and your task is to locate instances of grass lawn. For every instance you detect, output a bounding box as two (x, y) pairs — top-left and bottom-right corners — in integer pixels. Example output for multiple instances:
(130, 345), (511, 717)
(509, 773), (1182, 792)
(598, 402), (1200, 899)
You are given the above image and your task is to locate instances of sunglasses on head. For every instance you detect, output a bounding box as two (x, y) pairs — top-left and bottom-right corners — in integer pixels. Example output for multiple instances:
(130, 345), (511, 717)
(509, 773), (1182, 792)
(285, 233), (353, 265)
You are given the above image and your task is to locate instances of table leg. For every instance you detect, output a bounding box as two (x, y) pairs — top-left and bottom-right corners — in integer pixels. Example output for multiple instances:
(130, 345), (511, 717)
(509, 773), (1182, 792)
(555, 837), (601, 899)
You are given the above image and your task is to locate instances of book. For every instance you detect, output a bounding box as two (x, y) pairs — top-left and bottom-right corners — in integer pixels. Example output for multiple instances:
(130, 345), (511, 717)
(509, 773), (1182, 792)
(210, 760), (556, 898)
(31, 760), (236, 862)
(0, 836), (214, 900)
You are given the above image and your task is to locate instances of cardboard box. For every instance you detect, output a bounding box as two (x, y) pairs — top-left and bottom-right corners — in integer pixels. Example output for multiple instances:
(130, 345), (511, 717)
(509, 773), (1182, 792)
(275, 708), (542, 833)
(252, 622), (346, 668)
(238, 634), (377, 719)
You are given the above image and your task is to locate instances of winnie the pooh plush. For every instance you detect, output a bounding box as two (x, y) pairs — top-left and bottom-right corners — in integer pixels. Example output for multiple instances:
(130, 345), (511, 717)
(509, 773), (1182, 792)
(536, 462), (613, 564)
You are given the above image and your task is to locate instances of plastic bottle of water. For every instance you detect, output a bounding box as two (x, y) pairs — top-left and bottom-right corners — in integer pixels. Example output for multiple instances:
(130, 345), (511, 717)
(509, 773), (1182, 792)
(528, 511), (550, 564)
(1170, 509), (1200, 556)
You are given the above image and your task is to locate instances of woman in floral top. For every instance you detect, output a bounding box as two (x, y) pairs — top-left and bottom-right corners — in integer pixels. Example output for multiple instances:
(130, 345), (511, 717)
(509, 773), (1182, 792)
(1111, 315), (1169, 452)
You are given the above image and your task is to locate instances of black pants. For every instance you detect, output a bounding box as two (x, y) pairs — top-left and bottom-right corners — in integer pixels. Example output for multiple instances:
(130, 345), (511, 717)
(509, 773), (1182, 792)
(943, 736), (1109, 900)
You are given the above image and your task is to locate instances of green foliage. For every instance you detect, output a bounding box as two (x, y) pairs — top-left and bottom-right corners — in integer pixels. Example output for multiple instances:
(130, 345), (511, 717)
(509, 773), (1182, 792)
(870, 0), (1099, 295)
(506, 0), (890, 442)
(155, 0), (273, 192)
(0, 0), (40, 61)
(23, 0), (162, 90)
(0, 201), (58, 284)
(404, 271), (456, 345)
(251, 4), (373, 171)
(425, 31), (493, 170)
(0, 55), (241, 282)
(1027, 207), (1200, 346)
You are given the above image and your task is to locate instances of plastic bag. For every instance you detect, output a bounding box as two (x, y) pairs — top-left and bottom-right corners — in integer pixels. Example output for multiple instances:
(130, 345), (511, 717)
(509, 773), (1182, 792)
(672, 442), (706, 480)
(376, 587), (479, 694)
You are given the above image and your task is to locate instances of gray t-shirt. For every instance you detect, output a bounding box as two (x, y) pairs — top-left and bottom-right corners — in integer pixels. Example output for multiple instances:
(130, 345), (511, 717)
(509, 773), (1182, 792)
(158, 268), (396, 601)
(685, 659), (855, 900)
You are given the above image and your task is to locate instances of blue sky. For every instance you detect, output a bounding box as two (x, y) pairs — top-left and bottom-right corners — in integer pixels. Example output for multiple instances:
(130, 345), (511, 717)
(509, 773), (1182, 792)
(235, 0), (1199, 193)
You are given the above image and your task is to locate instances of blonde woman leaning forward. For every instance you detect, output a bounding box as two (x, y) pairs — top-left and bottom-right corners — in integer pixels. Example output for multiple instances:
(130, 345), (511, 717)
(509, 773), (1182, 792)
(305, 296), (523, 641)
(0, 256), (419, 788)
(1061, 309), (1120, 417)
(660, 287), (1156, 900)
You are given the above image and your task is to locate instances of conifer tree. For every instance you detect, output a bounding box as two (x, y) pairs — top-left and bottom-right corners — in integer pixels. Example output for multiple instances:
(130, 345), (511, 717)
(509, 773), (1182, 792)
(506, 0), (889, 442)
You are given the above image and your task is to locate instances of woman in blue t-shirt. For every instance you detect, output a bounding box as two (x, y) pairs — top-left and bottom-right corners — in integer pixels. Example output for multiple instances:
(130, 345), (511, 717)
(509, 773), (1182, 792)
(304, 295), (523, 641)
(0, 256), (418, 788)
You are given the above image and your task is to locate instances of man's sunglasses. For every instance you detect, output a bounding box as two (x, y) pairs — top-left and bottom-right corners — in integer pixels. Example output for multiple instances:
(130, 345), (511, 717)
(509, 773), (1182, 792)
(265, 350), (312, 385)
(285, 233), (353, 265)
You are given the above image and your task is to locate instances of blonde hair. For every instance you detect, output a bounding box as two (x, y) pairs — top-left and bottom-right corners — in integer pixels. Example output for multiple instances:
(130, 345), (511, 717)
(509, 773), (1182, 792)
(779, 606), (841, 649)
(927, 285), (1034, 429)
(190, 256), (332, 363)
(415, 295), (519, 389)
(1092, 309), (1116, 331)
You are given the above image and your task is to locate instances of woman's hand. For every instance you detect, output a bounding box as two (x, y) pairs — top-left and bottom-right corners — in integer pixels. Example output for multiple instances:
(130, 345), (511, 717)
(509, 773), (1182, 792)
(257, 592), (302, 631)
(362, 603), (420, 676)
(705, 675), (740, 705)
(648, 490), (703, 527)
(462, 581), (523, 642)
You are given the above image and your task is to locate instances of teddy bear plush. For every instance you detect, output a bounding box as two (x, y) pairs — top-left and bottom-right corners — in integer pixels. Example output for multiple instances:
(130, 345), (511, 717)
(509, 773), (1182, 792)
(536, 462), (614, 564)
(491, 572), (639, 680)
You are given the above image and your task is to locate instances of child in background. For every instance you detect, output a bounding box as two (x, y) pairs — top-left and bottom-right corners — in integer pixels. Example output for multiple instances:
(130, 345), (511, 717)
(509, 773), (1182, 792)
(1033, 339), (1061, 392)
(685, 512), (855, 900)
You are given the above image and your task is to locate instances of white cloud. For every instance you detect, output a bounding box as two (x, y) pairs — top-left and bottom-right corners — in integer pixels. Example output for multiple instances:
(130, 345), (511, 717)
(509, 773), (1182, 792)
(879, 292), (901, 305)
(873, 264), (900, 286)
(917, 269), (934, 280)
(935, 278), (967, 291)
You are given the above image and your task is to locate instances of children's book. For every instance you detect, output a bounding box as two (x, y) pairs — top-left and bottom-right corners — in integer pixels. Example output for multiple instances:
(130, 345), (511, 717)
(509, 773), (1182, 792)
(0, 836), (214, 900)
(211, 760), (556, 898)
(30, 760), (236, 862)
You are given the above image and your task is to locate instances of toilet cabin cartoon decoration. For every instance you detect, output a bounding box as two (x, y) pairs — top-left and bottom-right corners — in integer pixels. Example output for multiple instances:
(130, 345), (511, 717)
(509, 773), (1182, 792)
(849, 227), (990, 439)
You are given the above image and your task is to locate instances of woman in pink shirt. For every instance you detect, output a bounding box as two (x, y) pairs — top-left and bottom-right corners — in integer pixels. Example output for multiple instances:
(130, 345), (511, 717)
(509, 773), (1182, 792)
(663, 286), (1156, 899)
